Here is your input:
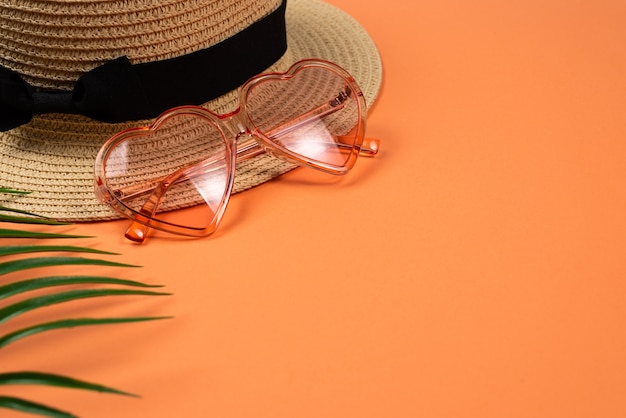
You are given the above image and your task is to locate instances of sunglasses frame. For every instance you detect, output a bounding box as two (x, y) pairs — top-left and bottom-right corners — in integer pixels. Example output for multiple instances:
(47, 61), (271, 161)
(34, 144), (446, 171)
(94, 59), (376, 241)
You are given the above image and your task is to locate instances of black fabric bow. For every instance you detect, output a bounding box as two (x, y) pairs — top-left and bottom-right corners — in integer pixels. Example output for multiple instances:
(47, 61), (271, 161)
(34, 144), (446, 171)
(0, 0), (287, 132)
(0, 57), (151, 131)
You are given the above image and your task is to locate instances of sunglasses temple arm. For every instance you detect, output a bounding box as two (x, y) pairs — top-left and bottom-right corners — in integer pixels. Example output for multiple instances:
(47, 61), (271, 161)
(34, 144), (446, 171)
(124, 183), (166, 243)
(336, 135), (380, 156)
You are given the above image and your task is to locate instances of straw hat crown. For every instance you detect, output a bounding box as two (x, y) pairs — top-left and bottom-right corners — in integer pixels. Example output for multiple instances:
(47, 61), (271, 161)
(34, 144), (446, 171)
(0, 0), (283, 90)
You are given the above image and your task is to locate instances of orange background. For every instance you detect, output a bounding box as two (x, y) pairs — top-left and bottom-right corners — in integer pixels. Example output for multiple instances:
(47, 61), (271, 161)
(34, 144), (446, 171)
(2, 0), (626, 417)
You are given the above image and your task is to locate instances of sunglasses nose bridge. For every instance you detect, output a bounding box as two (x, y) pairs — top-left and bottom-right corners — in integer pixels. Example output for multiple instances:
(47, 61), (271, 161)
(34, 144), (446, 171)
(215, 110), (277, 164)
(218, 109), (251, 141)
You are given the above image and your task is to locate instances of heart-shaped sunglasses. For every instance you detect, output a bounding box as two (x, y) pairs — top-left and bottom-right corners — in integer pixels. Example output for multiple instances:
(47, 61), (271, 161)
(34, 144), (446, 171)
(94, 59), (380, 242)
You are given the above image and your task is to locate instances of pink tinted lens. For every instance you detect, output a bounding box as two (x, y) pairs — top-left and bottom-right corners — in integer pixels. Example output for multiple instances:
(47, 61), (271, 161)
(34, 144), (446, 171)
(244, 65), (363, 170)
(101, 111), (232, 231)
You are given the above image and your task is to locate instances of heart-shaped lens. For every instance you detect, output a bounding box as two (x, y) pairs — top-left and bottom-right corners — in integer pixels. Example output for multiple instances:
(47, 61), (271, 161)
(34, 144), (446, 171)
(243, 63), (365, 174)
(98, 108), (234, 235)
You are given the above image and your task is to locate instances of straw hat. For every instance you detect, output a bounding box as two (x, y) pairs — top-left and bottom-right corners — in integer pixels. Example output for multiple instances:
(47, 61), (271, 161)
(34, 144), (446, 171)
(0, 0), (381, 221)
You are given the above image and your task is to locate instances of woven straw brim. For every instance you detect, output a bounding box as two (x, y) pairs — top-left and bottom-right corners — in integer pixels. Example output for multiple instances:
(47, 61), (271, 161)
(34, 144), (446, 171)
(0, 0), (382, 221)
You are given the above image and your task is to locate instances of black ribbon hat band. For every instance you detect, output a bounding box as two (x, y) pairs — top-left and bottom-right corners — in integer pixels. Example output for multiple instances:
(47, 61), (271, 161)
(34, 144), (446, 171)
(0, 0), (287, 132)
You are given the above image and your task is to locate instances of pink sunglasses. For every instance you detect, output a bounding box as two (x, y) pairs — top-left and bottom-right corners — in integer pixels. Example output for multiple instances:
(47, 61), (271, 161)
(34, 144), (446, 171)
(95, 59), (379, 242)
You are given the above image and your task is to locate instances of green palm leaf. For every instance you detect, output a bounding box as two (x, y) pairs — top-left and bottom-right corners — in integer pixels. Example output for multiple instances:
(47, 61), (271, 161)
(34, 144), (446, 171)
(0, 371), (137, 396)
(0, 316), (171, 349)
(0, 192), (68, 225)
(0, 275), (162, 299)
(0, 288), (170, 325)
(0, 396), (77, 418)
(0, 245), (118, 257)
(1, 188), (172, 416)
(0, 229), (90, 239)
(0, 188), (30, 195)
(0, 214), (71, 225)
(0, 256), (139, 276)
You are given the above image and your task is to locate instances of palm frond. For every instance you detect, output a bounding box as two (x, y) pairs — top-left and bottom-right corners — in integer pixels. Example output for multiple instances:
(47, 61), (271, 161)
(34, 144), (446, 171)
(0, 372), (137, 396)
(0, 245), (119, 257)
(0, 188), (30, 195)
(0, 187), (171, 417)
(0, 288), (170, 325)
(0, 229), (92, 239)
(0, 275), (163, 299)
(0, 192), (70, 226)
(0, 316), (171, 349)
(0, 256), (140, 276)
(0, 396), (77, 418)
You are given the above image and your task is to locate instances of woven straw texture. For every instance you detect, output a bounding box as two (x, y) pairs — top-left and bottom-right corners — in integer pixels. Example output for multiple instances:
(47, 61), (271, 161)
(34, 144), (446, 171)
(0, 0), (381, 220)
